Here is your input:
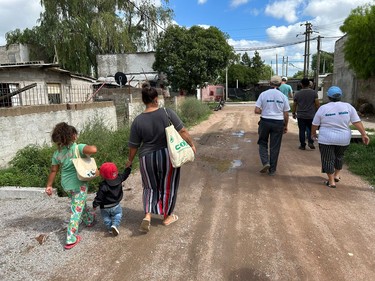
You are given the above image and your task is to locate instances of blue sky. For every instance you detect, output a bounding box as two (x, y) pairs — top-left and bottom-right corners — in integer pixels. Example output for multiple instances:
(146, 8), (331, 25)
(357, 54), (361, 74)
(0, 0), (374, 76)
(169, 0), (374, 76)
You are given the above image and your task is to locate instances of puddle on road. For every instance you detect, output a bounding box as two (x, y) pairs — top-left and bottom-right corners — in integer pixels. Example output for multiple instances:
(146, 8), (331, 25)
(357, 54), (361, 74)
(231, 160), (242, 168)
(200, 156), (243, 172)
(200, 156), (232, 172)
(232, 130), (245, 137)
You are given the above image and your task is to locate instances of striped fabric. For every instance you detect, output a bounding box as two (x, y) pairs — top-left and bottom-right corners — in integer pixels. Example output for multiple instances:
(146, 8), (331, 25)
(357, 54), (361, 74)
(139, 148), (181, 218)
(318, 144), (349, 174)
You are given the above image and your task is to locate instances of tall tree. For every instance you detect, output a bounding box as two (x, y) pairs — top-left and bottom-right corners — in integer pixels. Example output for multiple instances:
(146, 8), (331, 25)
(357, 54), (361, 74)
(340, 4), (375, 79)
(227, 51), (266, 87)
(6, 0), (173, 76)
(153, 25), (234, 95)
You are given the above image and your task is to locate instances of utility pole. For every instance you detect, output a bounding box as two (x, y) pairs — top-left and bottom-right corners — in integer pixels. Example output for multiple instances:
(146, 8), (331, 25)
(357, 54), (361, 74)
(286, 56), (289, 77)
(300, 22), (313, 78)
(314, 36), (322, 91)
(276, 54), (278, 75)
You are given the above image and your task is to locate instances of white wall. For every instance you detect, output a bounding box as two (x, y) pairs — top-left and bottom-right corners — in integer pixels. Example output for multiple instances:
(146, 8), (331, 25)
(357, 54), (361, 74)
(0, 103), (117, 168)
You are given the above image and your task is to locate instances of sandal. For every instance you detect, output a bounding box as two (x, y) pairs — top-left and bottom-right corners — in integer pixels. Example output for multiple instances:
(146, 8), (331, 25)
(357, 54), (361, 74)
(64, 235), (81, 250)
(324, 181), (336, 188)
(139, 218), (151, 233)
(163, 214), (179, 226)
(334, 177), (341, 183)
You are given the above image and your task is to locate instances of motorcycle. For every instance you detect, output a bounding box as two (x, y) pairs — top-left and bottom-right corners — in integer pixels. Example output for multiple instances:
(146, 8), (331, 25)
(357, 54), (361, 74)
(214, 98), (225, 111)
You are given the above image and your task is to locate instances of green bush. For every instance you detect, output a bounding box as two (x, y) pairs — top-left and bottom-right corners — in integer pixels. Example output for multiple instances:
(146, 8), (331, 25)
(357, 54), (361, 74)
(176, 97), (212, 127)
(0, 145), (58, 187)
(345, 136), (375, 186)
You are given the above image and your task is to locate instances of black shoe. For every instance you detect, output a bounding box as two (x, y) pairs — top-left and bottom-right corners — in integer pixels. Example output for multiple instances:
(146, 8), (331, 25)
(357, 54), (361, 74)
(308, 143), (315, 149)
(298, 146), (305, 150)
(260, 163), (270, 173)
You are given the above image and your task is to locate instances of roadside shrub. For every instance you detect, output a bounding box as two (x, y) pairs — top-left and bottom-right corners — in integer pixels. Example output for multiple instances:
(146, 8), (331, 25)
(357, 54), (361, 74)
(345, 136), (375, 186)
(176, 97), (211, 127)
(0, 144), (64, 193)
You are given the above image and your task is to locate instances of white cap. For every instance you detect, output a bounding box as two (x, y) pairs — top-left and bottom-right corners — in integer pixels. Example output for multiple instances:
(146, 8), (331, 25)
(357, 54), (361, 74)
(282, 77), (288, 82)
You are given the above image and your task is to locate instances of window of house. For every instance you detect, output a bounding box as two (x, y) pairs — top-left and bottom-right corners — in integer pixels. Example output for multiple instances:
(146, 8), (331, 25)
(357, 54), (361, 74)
(0, 83), (19, 107)
(47, 83), (61, 104)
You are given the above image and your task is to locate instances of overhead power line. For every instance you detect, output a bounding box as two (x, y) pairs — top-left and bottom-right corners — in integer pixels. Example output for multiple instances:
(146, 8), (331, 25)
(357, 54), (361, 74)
(125, 0), (167, 32)
(233, 37), (318, 52)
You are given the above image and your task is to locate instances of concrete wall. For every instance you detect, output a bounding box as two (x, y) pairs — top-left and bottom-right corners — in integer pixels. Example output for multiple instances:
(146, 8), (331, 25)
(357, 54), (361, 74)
(333, 36), (356, 104)
(0, 102), (117, 168)
(97, 52), (157, 87)
(0, 44), (30, 64)
(333, 35), (375, 108)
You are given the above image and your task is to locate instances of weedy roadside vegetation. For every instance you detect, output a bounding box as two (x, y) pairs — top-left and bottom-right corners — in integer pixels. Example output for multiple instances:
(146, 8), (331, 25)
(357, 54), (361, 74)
(345, 133), (375, 186)
(0, 98), (211, 196)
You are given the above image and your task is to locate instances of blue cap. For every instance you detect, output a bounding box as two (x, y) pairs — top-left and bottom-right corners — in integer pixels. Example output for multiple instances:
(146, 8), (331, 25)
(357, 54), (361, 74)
(327, 86), (343, 98)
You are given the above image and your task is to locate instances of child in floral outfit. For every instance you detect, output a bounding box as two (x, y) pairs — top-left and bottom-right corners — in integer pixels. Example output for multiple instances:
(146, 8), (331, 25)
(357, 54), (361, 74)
(45, 122), (97, 249)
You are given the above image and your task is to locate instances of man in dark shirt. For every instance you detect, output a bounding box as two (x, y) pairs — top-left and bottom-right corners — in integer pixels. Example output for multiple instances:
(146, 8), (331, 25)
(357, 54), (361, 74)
(292, 78), (320, 150)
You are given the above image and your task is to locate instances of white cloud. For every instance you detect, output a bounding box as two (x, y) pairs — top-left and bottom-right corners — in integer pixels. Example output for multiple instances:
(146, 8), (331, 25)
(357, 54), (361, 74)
(0, 0), (43, 45)
(198, 0), (208, 4)
(265, 0), (304, 23)
(230, 0), (250, 8)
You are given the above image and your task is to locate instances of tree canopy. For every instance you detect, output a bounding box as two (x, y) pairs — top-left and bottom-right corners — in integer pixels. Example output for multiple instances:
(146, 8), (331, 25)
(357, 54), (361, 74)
(153, 25), (234, 94)
(311, 51), (334, 74)
(340, 4), (375, 79)
(227, 51), (268, 88)
(6, 0), (173, 76)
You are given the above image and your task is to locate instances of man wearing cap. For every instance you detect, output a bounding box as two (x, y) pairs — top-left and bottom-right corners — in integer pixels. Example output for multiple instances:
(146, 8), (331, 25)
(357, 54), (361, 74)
(292, 78), (320, 150)
(93, 162), (131, 236)
(255, 75), (291, 176)
(279, 77), (293, 99)
(311, 86), (370, 188)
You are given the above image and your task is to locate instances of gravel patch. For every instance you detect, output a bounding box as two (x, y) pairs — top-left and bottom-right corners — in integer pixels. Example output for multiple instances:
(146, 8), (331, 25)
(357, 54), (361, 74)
(0, 172), (141, 281)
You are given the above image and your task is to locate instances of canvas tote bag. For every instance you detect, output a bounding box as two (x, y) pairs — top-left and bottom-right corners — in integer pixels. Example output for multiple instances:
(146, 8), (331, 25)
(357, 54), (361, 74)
(72, 144), (98, 181)
(164, 108), (195, 168)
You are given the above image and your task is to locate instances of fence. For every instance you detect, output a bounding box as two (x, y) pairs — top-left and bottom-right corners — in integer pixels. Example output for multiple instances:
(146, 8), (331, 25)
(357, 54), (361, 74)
(0, 84), (94, 107)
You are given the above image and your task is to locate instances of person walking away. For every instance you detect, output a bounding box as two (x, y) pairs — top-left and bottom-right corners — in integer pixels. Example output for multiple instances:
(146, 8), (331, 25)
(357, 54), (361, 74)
(127, 85), (196, 233)
(311, 86), (370, 188)
(292, 78), (320, 150)
(279, 77), (293, 99)
(45, 122), (97, 250)
(255, 76), (290, 176)
(161, 83), (170, 99)
(93, 162), (132, 236)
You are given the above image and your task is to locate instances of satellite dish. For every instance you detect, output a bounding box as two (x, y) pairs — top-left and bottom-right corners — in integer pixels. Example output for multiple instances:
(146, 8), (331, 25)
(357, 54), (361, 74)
(114, 72), (127, 87)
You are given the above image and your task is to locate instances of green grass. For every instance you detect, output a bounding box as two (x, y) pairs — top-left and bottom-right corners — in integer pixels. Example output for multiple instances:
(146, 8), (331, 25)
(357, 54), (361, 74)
(345, 136), (375, 186)
(0, 98), (212, 196)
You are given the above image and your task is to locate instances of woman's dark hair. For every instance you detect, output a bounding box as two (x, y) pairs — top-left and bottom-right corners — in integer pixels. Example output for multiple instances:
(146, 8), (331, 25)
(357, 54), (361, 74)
(328, 96), (341, 102)
(51, 122), (77, 150)
(141, 86), (158, 104)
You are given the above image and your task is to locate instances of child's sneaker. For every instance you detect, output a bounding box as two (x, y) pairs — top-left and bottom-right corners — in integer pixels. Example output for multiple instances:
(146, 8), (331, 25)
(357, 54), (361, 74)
(111, 225), (119, 236)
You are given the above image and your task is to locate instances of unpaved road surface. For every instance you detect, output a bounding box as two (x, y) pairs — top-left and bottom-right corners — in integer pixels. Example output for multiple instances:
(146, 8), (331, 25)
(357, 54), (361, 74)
(2, 104), (375, 281)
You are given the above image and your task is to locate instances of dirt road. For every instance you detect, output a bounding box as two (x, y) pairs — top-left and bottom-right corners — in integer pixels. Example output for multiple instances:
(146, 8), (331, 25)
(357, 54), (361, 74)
(6, 104), (375, 281)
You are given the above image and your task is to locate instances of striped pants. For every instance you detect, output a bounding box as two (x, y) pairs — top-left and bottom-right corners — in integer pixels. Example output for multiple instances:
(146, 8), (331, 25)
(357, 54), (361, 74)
(318, 144), (349, 174)
(139, 148), (180, 218)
